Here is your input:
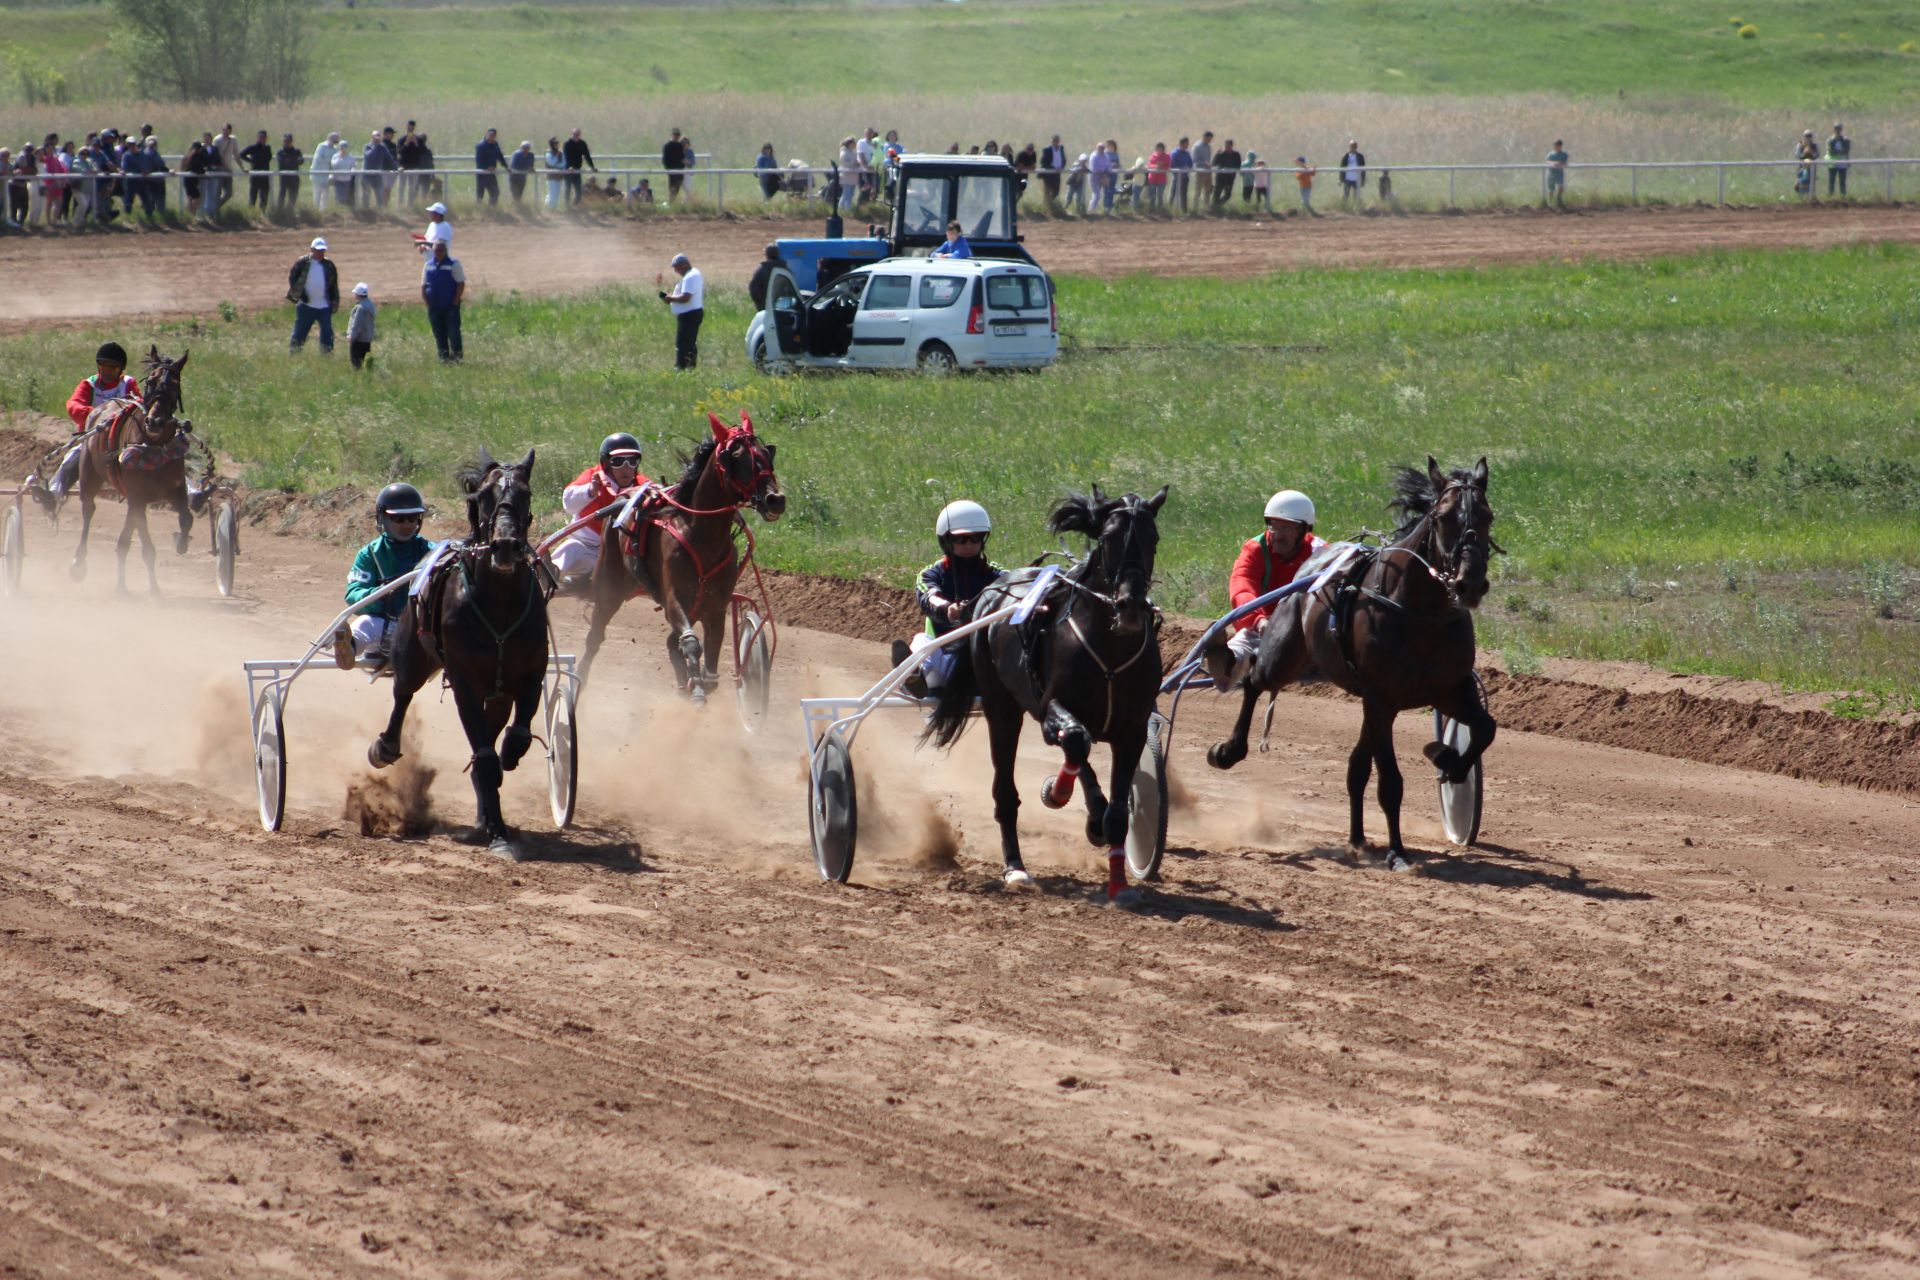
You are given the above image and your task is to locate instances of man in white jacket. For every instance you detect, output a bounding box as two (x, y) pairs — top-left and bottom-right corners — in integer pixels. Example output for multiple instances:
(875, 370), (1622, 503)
(311, 132), (339, 211)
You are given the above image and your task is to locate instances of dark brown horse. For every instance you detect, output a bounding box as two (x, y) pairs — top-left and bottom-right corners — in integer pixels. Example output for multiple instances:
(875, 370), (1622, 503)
(70, 347), (193, 592)
(1207, 458), (1496, 872)
(578, 411), (784, 700)
(369, 449), (550, 860)
(921, 486), (1168, 899)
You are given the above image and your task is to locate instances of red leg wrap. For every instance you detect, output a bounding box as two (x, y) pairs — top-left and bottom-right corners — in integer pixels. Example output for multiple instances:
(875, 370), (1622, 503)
(1107, 849), (1127, 899)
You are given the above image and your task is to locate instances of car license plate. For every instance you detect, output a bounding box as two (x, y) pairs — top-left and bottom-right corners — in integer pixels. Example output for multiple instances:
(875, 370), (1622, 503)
(992, 324), (1024, 336)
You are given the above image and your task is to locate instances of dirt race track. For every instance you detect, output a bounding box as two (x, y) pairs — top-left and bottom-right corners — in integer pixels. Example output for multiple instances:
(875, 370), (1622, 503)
(3, 471), (1920, 1277)
(4, 201), (1919, 329)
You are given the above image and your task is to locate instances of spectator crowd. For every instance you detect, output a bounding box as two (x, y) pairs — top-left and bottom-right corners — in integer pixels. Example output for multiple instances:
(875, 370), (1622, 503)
(2, 117), (1873, 231)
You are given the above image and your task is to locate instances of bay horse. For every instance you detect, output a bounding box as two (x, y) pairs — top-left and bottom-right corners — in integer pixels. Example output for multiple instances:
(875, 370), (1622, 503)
(369, 448), (550, 860)
(578, 411), (785, 700)
(1207, 458), (1496, 872)
(70, 347), (193, 592)
(922, 485), (1169, 899)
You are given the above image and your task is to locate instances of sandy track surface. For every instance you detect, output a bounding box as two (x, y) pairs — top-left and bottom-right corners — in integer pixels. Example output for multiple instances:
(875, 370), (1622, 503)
(4, 202), (1917, 330)
(3, 500), (1918, 1277)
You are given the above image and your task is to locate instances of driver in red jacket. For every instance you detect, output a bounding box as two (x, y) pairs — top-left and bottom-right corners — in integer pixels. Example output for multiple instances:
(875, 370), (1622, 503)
(34, 341), (142, 511)
(1206, 489), (1322, 689)
(548, 432), (652, 589)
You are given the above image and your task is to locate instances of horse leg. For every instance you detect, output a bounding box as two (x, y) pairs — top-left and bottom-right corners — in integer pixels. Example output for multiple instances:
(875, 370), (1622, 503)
(1100, 730), (1148, 901)
(699, 598), (727, 703)
(1366, 699), (1412, 872)
(576, 545), (626, 688)
(70, 475), (95, 581)
(450, 673), (516, 858)
(660, 595), (703, 705)
(172, 486), (192, 555)
(1208, 600), (1311, 769)
(982, 691), (1029, 886)
(369, 622), (432, 768)
(1427, 678), (1497, 785)
(135, 501), (160, 593)
(1037, 698), (1094, 819)
(499, 668), (543, 773)
(114, 502), (144, 595)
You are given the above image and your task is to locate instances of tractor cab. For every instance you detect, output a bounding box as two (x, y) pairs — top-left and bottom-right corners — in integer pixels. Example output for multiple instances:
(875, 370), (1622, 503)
(774, 154), (1035, 293)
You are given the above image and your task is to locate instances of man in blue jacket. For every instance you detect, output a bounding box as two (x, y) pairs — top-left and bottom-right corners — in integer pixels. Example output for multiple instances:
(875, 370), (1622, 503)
(421, 240), (467, 363)
(474, 128), (506, 206)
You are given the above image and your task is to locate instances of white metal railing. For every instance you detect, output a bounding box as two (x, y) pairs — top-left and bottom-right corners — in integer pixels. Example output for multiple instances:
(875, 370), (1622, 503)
(6, 156), (1913, 224)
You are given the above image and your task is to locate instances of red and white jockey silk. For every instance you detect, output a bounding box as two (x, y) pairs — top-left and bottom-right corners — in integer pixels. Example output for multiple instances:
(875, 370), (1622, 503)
(66, 374), (141, 431)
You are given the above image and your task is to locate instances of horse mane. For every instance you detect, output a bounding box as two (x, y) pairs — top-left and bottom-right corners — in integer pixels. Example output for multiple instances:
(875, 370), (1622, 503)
(672, 436), (720, 502)
(455, 448), (500, 495)
(1047, 490), (1123, 538)
(1388, 464), (1472, 539)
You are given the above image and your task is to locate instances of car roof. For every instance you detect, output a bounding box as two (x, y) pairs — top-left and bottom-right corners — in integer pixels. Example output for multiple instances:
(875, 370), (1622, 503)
(850, 257), (1042, 276)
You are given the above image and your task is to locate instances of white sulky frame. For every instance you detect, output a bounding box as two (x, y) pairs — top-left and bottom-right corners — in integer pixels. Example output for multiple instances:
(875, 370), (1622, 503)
(241, 569), (580, 834)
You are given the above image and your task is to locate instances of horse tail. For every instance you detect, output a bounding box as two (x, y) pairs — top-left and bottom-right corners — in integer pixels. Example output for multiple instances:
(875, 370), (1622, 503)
(918, 636), (978, 750)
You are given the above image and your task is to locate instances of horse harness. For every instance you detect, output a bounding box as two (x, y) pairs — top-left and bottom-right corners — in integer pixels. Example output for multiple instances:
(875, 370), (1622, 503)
(1317, 485), (1478, 691)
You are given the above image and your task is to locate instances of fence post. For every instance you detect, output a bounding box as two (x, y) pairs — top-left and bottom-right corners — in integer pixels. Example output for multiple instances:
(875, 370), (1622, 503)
(1888, 160), (1895, 203)
(1630, 166), (1637, 204)
(1718, 163), (1726, 206)
(1448, 168), (1455, 207)
(717, 170), (725, 212)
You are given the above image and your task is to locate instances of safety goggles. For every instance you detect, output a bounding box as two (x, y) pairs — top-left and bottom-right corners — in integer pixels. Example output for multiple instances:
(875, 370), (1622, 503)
(950, 533), (985, 546)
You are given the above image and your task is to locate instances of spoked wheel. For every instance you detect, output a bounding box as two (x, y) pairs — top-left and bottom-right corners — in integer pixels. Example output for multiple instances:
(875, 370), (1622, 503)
(734, 608), (772, 733)
(212, 501), (237, 598)
(253, 687), (286, 832)
(1433, 710), (1483, 847)
(810, 731), (858, 883)
(1124, 712), (1170, 882)
(1, 499), (22, 597)
(547, 677), (578, 830)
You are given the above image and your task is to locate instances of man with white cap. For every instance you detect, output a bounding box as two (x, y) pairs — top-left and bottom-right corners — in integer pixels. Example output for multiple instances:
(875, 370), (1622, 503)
(286, 237), (340, 355)
(417, 201), (451, 255)
(655, 253), (704, 370)
(1204, 489), (1324, 690)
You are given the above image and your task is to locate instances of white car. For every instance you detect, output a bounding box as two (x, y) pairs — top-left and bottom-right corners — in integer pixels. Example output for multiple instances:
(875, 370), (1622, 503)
(748, 257), (1057, 372)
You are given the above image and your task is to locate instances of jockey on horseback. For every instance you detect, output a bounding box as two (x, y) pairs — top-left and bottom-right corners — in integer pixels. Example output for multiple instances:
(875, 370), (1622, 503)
(891, 500), (1004, 697)
(32, 341), (142, 512)
(549, 432), (652, 591)
(332, 483), (434, 670)
(1205, 489), (1323, 689)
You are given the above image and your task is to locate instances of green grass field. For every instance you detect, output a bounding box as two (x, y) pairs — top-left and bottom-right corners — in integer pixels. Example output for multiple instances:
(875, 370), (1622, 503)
(6, 0), (1919, 109)
(2, 242), (1915, 705)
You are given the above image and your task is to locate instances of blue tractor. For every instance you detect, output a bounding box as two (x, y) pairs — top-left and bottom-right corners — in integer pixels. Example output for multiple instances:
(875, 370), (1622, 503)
(775, 153), (1038, 292)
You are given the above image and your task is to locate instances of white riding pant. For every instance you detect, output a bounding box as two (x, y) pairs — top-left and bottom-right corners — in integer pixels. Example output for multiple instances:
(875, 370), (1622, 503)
(548, 530), (601, 577)
(1227, 620), (1264, 661)
(350, 613), (395, 656)
(908, 632), (958, 687)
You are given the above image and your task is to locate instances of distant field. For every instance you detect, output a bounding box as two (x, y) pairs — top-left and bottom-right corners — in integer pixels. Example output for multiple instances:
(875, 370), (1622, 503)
(6, 0), (1919, 109)
(1, 242), (1914, 704)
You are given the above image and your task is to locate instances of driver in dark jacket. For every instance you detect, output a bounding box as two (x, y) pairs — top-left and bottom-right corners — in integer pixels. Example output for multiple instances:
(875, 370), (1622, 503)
(890, 500), (1004, 696)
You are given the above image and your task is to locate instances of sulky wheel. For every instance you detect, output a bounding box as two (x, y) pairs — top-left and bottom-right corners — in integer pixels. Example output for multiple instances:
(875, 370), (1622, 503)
(547, 677), (578, 830)
(734, 608), (772, 733)
(810, 730), (858, 883)
(1, 499), (22, 597)
(213, 502), (237, 598)
(253, 687), (287, 832)
(1124, 711), (1170, 882)
(1433, 710), (1483, 847)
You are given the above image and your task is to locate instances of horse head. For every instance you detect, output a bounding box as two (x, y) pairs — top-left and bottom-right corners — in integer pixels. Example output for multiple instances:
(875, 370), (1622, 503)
(138, 346), (189, 441)
(706, 410), (785, 520)
(1049, 483), (1168, 636)
(1393, 457), (1494, 609)
(460, 446), (536, 573)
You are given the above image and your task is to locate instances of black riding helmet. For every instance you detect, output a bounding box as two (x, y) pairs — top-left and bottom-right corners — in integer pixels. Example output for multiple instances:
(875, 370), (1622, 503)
(599, 432), (643, 469)
(375, 482), (427, 538)
(95, 341), (128, 367)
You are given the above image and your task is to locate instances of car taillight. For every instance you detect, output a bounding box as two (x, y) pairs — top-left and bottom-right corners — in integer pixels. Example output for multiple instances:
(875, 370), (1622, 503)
(1049, 298), (1058, 333)
(967, 305), (983, 335)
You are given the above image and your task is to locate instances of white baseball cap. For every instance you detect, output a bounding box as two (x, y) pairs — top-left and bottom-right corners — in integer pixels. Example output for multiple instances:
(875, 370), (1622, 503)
(426, 201), (447, 215)
(310, 237), (328, 250)
(352, 282), (370, 296)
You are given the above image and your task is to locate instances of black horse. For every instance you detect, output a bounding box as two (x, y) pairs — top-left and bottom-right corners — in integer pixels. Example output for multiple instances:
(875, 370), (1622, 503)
(1207, 458), (1496, 871)
(369, 449), (550, 860)
(922, 485), (1168, 899)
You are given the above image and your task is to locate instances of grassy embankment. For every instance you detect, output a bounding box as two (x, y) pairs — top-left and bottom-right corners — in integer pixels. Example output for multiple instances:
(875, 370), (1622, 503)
(4, 0), (1920, 211)
(1, 242), (1914, 707)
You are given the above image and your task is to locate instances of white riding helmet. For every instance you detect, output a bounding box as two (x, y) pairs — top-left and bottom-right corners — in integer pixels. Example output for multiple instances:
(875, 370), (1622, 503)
(935, 500), (992, 539)
(1263, 489), (1315, 526)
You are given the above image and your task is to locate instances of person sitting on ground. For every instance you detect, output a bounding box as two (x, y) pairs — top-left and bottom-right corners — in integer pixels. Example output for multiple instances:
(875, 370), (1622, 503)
(929, 219), (972, 259)
(625, 177), (655, 206)
(1204, 489), (1324, 690)
(333, 483), (434, 670)
(890, 500), (1004, 698)
(35, 340), (142, 511)
(548, 433), (653, 591)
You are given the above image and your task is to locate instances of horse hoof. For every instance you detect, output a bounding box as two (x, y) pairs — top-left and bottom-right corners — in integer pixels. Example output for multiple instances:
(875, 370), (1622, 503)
(1039, 776), (1066, 809)
(1002, 867), (1034, 889)
(450, 826), (488, 847)
(1207, 741), (1244, 770)
(1385, 851), (1416, 874)
(368, 739), (401, 769)
(488, 835), (524, 863)
(1111, 887), (1145, 908)
(174, 533), (190, 555)
(69, 560), (87, 582)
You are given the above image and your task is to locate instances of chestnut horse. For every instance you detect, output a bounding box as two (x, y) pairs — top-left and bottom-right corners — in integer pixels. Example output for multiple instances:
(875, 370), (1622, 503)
(578, 411), (785, 700)
(1206, 458), (1497, 872)
(70, 347), (193, 592)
